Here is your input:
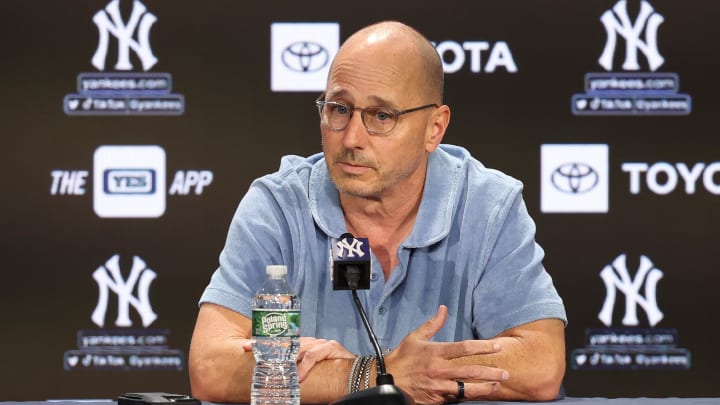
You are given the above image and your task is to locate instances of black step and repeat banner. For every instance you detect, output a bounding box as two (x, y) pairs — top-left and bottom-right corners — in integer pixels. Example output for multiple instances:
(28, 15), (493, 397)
(2, 0), (719, 400)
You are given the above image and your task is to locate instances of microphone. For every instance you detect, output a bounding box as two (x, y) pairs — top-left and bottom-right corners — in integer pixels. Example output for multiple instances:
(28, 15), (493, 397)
(329, 234), (414, 405)
(331, 232), (371, 291)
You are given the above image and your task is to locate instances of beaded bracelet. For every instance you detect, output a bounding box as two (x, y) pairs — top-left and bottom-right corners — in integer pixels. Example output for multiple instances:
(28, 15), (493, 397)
(362, 356), (374, 390)
(352, 357), (363, 393)
(348, 355), (374, 394)
(356, 356), (372, 392)
(347, 356), (363, 395)
(347, 349), (397, 394)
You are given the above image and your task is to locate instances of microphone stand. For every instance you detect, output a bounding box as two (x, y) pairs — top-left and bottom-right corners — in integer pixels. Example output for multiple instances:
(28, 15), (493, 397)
(350, 289), (394, 385)
(329, 267), (413, 405)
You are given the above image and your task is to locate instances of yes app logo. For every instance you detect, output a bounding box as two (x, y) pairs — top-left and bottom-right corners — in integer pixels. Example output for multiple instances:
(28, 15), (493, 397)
(93, 145), (166, 218)
(53, 146), (213, 217)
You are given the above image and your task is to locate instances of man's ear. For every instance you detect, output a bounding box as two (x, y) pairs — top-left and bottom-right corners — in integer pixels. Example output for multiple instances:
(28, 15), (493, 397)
(425, 105), (451, 153)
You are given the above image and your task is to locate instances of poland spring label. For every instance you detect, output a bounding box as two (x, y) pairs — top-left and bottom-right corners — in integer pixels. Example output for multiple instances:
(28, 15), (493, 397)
(252, 309), (301, 337)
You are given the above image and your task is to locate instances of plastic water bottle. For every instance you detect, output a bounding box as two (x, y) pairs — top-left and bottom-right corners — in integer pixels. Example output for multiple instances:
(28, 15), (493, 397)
(251, 265), (301, 405)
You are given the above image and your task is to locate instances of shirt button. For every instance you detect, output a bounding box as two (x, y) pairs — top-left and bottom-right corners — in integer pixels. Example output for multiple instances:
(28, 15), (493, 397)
(371, 273), (378, 281)
(378, 306), (386, 315)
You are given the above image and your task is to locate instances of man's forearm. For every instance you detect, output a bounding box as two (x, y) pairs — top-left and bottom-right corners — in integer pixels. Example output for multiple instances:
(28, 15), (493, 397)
(457, 320), (566, 401)
(191, 345), (354, 404)
(300, 358), (354, 404)
(189, 342), (255, 402)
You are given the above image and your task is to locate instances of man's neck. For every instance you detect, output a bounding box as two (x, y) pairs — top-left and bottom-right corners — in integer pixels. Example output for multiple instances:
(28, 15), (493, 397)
(339, 175), (425, 279)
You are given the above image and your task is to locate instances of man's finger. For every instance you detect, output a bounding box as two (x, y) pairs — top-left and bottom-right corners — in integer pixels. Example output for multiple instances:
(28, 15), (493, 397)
(438, 339), (502, 359)
(413, 305), (449, 341)
(238, 338), (252, 352)
(297, 339), (354, 382)
(297, 355), (317, 383)
(444, 363), (510, 382)
(462, 380), (501, 399)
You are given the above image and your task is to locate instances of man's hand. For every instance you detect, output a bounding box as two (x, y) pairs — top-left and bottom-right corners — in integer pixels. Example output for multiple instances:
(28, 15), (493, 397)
(297, 337), (355, 382)
(386, 305), (510, 404)
(241, 336), (355, 382)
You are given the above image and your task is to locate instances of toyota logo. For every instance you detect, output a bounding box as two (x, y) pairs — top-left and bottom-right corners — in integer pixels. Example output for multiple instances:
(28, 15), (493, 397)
(551, 162), (599, 194)
(281, 41), (330, 73)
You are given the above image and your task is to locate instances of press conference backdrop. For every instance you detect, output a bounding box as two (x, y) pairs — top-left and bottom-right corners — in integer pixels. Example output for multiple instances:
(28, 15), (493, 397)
(2, 0), (718, 400)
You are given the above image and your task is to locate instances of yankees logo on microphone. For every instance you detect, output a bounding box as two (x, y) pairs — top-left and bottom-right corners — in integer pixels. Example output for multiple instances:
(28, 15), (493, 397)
(330, 234), (371, 290)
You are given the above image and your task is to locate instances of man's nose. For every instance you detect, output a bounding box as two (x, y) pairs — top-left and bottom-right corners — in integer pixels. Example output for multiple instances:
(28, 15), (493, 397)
(341, 111), (369, 149)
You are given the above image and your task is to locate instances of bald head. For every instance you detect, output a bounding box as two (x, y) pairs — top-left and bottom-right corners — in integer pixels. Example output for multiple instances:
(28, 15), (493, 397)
(329, 21), (444, 104)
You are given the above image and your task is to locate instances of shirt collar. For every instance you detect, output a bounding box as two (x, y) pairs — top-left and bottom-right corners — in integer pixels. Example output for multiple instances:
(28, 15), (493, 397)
(309, 146), (463, 248)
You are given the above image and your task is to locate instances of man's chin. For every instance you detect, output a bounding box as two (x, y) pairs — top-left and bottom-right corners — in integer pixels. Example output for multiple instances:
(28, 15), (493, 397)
(334, 181), (380, 199)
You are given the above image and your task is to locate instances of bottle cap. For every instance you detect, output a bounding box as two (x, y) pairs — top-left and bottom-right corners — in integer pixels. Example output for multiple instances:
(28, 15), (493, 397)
(266, 265), (288, 277)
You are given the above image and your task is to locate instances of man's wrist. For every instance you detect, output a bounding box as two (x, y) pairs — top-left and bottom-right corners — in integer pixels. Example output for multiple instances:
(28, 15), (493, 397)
(348, 355), (374, 394)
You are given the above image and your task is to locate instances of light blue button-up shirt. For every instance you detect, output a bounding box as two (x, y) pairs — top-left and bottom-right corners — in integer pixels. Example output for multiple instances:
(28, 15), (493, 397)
(199, 144), (566, 355)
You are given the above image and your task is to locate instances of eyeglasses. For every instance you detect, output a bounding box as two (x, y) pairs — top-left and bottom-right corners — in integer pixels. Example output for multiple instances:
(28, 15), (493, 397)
(315, 94), (438, 135)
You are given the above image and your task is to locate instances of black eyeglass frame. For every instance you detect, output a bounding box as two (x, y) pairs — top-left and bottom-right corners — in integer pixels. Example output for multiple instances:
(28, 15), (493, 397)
(315, 93), (438, 135)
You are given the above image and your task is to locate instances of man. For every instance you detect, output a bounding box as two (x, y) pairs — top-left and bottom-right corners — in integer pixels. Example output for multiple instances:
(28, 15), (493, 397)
(189, 21), (566, 404)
